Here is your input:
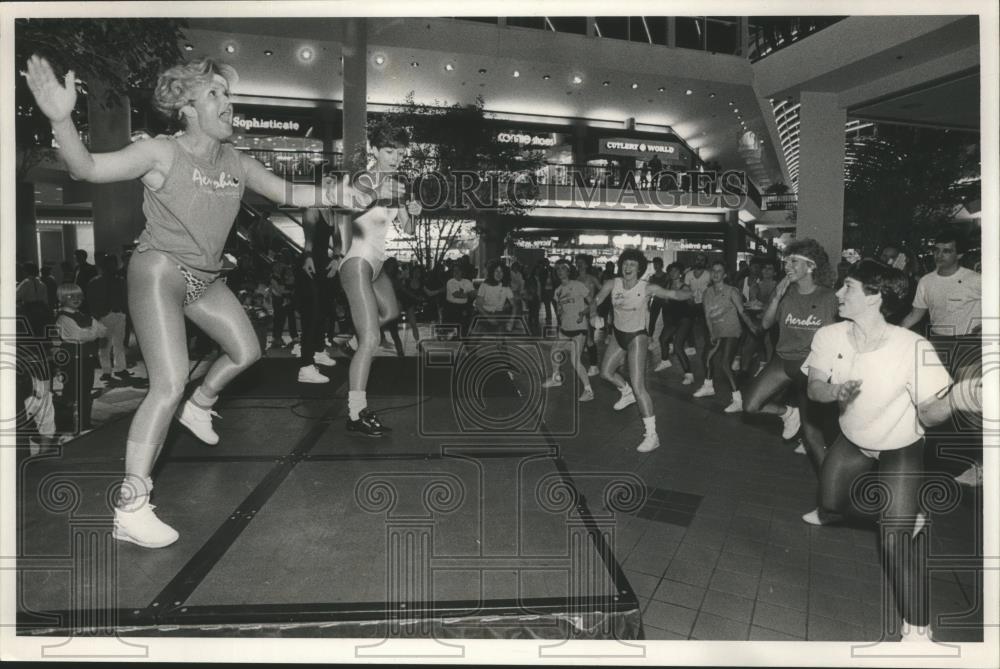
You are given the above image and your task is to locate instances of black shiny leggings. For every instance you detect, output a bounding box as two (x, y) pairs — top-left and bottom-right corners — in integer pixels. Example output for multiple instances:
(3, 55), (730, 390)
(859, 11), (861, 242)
(818, 435), (928, 627)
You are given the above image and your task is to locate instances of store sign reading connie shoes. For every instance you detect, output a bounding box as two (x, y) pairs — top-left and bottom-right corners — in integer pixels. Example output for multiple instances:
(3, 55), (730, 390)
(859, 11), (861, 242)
(495, 131), (559, 147)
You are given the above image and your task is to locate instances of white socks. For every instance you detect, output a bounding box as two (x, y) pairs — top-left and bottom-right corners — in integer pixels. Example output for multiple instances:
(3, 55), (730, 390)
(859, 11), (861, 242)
(348, 390), (367, 421)
(191, 386), (218, 409)
(643, 415), (656, 436)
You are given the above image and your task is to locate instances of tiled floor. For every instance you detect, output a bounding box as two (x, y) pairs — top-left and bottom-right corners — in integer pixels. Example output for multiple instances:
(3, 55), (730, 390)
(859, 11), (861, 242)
(65, 320), (984, 643)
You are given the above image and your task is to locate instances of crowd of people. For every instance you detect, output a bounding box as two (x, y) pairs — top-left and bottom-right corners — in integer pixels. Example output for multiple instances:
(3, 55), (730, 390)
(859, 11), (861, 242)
(16, 52), (986, 644)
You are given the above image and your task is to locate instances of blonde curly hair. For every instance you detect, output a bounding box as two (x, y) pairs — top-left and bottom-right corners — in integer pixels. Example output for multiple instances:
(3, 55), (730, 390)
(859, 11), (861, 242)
(152, 58), (238, 126)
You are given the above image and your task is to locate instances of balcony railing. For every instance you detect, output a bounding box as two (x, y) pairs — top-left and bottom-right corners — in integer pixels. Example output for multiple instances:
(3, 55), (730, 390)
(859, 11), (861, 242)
(761, 193), (798, 211)
(237, 149), (343, 179)
(748, 17), (845, 62)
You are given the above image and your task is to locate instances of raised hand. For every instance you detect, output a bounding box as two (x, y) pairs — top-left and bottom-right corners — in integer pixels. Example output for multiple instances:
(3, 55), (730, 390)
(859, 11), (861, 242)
(24, 56), (77, 124)
(836, 379), (862, 405)
(774, 276), (792, 300)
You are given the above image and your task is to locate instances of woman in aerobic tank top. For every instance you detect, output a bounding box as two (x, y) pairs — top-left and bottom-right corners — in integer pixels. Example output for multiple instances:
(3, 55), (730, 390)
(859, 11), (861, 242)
(590, 250), (691, 453)
(338, 123), (422, 437)
(542, 261), (594, 402)
(742, 239), (838, 467)
(25, 55), (391, 550)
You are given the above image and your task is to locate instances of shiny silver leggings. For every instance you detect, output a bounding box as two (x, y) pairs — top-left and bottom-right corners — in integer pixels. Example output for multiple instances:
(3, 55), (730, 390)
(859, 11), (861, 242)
(125, 249), (260, 476)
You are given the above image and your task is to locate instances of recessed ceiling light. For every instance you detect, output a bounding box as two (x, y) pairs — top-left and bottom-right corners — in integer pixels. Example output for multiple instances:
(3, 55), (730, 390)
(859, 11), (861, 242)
(631, 82), (639, 89)
(264, 49), (273, 57)
(685, 89), (693, 95)
(225, 44), (236, 54)
(374, 54), (385, 65)
(733, 108), (739, 113)
(411, 61), (419, 67)
(542, 74), (550, 80)
(513, 69), (520, 78)
(479, 68), (488, 74)
(602, 80), (610, 87)
(658, 86), (665, 92)
(299, 47), (313, 61)
(184, 44), (194, 52)
(728, 101), (734, 106)
(572, 75), (583, 84)
(709, 93), (716, 98)
(445, 63), (455, 71)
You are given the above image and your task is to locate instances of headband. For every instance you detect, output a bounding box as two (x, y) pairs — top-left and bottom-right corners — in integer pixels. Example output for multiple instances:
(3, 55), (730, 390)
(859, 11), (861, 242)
(786, 254), (816, 266)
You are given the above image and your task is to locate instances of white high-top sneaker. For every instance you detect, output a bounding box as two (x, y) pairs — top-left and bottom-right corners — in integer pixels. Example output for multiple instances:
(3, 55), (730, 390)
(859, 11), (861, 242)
(113, 476), (179, 549)
(313, 350), (337, 367)
(613, 386), (636, 410)
(298, 364), (330, 384)
(177, 400), (220, 445)
(636, 432), (660, 453)
(724, 390), (743, 413)
(692, 379), (715, 398)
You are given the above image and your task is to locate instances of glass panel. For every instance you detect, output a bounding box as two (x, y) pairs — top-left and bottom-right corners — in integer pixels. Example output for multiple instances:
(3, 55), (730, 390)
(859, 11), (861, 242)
(629, 17), (648, 42)
(646, 17), (669, 45)
(595, 16), (628, 40)
(675, 17), (704, 49)
(706, 17), (738, 54)
(507, 17), (547, 30)
(547, 17), (588, 34)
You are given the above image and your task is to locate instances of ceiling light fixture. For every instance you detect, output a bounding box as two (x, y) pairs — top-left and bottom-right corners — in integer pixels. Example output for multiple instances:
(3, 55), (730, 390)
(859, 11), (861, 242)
(542, 74), (550, 80)
(184, 44), (194, 52)
(299, 47), (314, 61)
(513, 69), (520, 78)
(225, 44), (236, 54)
(709, 93), (716, 98)
(685, 89), (693, 95)
(374, 54), (386, 65)
(602, 80), (610, 86)
(445, 63), (455, 71)
(479, 68), (488, 74)
(631, 82), (638, 89)
(264, 49), (273, 57)
(658, 86), (665, 92)
(411, 61), (419, 67)
(572, 75), (583, 84)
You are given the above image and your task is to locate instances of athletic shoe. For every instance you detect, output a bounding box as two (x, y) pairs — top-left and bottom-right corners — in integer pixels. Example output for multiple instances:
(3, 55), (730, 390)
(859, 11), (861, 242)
(587, 365), (600, 377)
(313, 351), (337, 367)
(578, 388), (595, 402)
(692, 380), (715, 398)
(730, 356), (741, 371)
(654, 360), (672, 372)
(114, 504), (179, 548)
(636, 432), (660, 453)
(346, 409), (386, 437)
(177, 400), (220, 445)
(954, 464), (982, 487)
(613, 386), (636, 410)
(542, 375), (563, 388)
(723, 390), (743, 413)
(793, 440), (806, 455)
(801, 508), (845, 526)
(684, 346), (697, 356)
(297, 364), (330, 384)
(290, 343), (301, 357)
(681, 372), (695, 385)
(780, 406), (801, 440)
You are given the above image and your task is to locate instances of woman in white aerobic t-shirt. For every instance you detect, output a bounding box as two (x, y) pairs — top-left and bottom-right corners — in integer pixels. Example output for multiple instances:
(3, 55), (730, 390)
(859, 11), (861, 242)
(590, 250), (692, 453)
(542, 260), (594, 402)
(803, 259), (981, 643)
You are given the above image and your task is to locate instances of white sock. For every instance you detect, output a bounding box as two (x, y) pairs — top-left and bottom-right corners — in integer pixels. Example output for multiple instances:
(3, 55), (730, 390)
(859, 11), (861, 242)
(191, 386), (218, 409)
(118, 472), (153, 511)
(643, 415), (656, 436)
(348, 390), (367, 421)
(620, 384), (633, 395)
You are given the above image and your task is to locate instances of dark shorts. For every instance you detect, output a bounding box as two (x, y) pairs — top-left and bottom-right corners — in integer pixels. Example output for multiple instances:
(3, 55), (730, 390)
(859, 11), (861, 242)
(779, 355), (808, 383)
(614, 328), (646, 350)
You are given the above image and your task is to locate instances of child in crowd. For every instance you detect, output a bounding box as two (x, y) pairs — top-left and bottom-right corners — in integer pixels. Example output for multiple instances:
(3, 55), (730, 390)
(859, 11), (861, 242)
(55, 283), (106, 433)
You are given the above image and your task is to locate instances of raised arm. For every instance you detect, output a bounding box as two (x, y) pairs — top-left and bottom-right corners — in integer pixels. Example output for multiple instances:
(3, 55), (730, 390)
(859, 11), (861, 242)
(240, 157), (377, 210)
(25, 56), (169, 183)
(899, 306), (928, 332)
(590, 279), (614, 315)
(762, 276), (791, 331)
(646, 284), (693, 302)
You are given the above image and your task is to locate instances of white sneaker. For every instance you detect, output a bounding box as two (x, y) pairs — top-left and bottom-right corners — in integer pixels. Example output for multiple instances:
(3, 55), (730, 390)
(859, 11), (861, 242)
(681, 372), (695, 385)
(954, 464), (982, 487)
(587, 365), (600, 377)
(579, 387), (595, 402)
(177, 400), (220, 445)
(113, 504), (179, 548)
(347, 335), (359, 352)
(654, 360), (672, 372)
(298, 364), (330, 384)
(290, 343), (301, 357)
(684, 346), (697, 356)
(313, 351), (337, 367)
(793, 440), (806, 454)
(636, 432), (660, 453)
(542, 374), (563, 388)
(801, 508), (825, 526)
(730, 356), (742, 371)
(780, 406), (801, 440)
(613, 386), (636, 410)
(723, 390), (743, 413)
(692, 380), (715, 398)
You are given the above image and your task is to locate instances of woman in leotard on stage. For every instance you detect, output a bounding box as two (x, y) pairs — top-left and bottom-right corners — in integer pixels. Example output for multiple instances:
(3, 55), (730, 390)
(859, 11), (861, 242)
(338, 124), (422, 437)
(590, 250), (691, 453)
(24, 55), (388, 548)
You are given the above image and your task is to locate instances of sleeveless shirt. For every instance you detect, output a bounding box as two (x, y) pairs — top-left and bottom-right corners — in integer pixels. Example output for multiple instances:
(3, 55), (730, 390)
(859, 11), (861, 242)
(138, 139), (246, 281)
(611, 278), (649, 333)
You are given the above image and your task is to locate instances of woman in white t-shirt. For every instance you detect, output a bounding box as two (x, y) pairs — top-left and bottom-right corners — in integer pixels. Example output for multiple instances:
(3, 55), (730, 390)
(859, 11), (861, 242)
(803, 259), (981, 642)
(474, 260), (517, 334)
(542, 261), (594, 402)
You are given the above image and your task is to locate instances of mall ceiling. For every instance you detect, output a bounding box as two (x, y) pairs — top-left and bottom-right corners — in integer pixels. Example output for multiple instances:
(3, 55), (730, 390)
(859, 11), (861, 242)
(183, 17), (784, 183)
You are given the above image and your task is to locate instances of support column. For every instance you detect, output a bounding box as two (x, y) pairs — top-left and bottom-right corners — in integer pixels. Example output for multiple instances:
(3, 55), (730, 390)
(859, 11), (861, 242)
(667, 18), (676, 48)
(88, 82), (144, 257)
(796, 92), (846, 263)
(723, 211), (740, 274)
(342, 18), (368, 173)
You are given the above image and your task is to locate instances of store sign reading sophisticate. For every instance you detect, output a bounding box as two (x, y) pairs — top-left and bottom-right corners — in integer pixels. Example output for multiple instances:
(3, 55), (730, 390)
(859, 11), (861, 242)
(232, 114), (312, 137)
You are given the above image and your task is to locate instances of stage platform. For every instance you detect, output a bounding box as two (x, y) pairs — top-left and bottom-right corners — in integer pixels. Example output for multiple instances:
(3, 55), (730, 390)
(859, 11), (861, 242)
(16, 343), (645, 639)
